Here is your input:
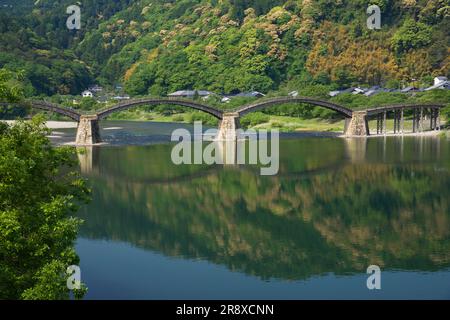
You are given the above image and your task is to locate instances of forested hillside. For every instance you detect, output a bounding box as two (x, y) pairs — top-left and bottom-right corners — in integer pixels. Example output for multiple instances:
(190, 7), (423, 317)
(0, 0), (448, 96)
(0, 0), (133, 95)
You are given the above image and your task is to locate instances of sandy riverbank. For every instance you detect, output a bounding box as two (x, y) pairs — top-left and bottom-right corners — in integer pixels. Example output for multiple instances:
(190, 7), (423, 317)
(1, 120), (446, 138)
(1, 120), (78, 129)
(366, 130), (445, 137)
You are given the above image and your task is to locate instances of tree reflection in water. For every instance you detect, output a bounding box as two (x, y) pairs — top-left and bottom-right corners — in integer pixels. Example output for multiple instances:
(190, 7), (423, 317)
(77, 137), (450, 281)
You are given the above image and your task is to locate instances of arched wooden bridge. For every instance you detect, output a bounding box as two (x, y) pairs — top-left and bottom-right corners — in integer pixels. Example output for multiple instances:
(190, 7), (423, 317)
(0, 100), (82, 121)
(234, 97), (353, 118)
(96, 98), (224, 120)
(0, 97), (445, 145)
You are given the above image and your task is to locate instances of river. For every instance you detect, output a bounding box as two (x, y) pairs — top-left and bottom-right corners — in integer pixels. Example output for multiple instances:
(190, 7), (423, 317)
(52, 121), (450, 299)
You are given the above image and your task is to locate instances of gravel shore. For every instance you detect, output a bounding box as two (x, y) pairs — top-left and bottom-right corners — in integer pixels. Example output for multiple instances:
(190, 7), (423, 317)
(1, 120), (78, 129)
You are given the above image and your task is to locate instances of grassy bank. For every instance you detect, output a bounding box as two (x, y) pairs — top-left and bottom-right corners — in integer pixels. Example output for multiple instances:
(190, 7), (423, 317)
(106, 109), (347, 132)
(103, 108), (448, 133)
(38, 106), (448, 134)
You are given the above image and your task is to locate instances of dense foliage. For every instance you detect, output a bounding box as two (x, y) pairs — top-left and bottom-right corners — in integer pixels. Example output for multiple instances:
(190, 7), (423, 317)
(0, 0), (133, 96)
(0, 69), (27, 118)
(0, 0), (448, 97)
(0, 117), (90, 299)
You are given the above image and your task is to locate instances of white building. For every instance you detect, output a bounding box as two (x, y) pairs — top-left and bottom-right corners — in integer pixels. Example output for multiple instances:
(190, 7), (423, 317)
(434, 76), (448, 86)
(352, 87), (366, 95)
(221, 97), (231, 103)
(82, 90), (93, 98)
(425, 76), (449, 91)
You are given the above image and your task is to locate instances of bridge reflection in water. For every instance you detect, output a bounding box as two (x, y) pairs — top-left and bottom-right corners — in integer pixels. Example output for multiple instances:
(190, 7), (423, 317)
(76, 137), (450, 282)
(77, 137), (371, 176)
(76, 136), (444, 177)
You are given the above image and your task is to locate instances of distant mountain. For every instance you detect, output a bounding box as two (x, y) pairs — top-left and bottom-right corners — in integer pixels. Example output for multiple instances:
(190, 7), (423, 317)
(78, 0), (449, 95)
(0, 0), (448, 96)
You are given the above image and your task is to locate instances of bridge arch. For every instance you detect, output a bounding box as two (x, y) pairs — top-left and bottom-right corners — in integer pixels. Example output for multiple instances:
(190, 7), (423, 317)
(97, 98), (224, 120)
(234, 97), (353, 118)
(0, 100), (81, 121)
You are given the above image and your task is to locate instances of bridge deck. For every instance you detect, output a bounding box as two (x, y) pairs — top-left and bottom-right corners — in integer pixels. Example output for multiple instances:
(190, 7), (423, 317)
(0, 98), (446, 123)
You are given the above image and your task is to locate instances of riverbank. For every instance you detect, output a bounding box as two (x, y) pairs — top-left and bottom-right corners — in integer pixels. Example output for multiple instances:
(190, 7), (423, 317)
(105, 111), (347, 132)
(1, 120), (78, 129)
(2, 119), (447, 139)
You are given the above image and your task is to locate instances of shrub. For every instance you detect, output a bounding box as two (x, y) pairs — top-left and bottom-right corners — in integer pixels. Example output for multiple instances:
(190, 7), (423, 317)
(0, 117), (90, 299)
(240, 112), (270, 128)
(186, 112), (219, 126)
(172, 114), (184, 122)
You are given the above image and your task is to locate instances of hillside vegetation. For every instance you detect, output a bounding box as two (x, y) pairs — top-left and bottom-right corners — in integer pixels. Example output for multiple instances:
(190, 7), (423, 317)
(0, 0), (448, 97)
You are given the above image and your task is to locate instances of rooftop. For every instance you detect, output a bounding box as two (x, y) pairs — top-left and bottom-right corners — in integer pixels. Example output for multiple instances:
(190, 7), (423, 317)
(168, 90), (213, 97)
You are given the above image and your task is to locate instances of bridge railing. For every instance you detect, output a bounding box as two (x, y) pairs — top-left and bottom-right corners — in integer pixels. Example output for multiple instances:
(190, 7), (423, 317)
(1, 98), (446, 124)
(365, 103), (445, 116)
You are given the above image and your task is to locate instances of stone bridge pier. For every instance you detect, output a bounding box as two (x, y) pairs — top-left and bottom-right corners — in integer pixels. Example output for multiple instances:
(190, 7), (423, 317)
(344, 111), (369, 137)
(216, 112), (241, 141)
(75, 115), (101, 145)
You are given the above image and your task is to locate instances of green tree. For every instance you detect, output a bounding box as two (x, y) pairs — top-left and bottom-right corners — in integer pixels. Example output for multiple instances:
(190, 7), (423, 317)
(78, 97), (98, 111)
(0, 68), (24, 102)
(0, 116), (90, 299)
(0, 68), (26, 119)
(391, 19), (433, 54)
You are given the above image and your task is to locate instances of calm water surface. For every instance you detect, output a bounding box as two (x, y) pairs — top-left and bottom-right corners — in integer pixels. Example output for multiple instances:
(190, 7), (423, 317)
(57, 121), (450, 299)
